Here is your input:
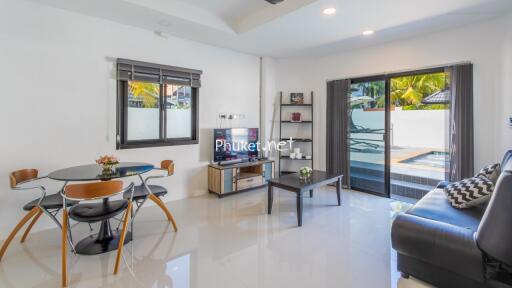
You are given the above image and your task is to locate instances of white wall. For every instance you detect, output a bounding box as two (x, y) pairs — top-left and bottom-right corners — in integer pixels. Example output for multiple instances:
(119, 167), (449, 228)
(352, 109), (449, 150)
(268, 14), (512, 172)
(498, 16), (512, 155)
(389, 110), (448, 150)
(0, 0), (259, 239)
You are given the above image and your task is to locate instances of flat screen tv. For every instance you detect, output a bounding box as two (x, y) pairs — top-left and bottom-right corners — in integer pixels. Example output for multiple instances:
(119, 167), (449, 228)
(214, 128), (258, 163)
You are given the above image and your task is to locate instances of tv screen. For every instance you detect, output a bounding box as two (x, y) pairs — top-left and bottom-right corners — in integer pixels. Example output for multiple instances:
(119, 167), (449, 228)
(214, 128), (258, 162)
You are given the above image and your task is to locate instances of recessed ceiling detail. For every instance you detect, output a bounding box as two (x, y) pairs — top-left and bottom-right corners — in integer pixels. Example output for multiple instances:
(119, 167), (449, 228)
(265, 0), (284, 4)
(31, 0), (512, 57)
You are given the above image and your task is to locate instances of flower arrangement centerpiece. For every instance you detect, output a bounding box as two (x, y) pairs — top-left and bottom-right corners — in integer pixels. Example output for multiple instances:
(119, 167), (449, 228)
(299, 166), (312, 181)
(96, 155), (119, 173)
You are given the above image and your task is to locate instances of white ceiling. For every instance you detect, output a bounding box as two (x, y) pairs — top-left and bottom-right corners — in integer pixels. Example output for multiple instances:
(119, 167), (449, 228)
(32, 0), (512, 58)
(185, 0), (268, 24)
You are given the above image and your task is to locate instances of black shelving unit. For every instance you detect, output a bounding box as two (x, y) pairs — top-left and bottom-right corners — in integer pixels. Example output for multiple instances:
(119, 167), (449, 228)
(281, 104), (312, 107)
(278, 91), (314, 175)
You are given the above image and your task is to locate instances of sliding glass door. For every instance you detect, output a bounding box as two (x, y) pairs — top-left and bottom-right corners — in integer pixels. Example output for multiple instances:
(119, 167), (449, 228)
(388, 70), (450, 202)
(349, 78), (388, 196)
(347, 69), (450, 201)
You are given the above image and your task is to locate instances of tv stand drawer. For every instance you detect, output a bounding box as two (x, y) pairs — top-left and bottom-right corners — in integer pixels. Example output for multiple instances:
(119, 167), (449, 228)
(237, 176), (263, 190)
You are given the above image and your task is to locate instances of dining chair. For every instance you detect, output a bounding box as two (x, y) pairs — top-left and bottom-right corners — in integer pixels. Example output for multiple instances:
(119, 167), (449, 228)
(0, 169), (77, 261)
(61, 180), (134, 287)
(123, 160), (178, 231)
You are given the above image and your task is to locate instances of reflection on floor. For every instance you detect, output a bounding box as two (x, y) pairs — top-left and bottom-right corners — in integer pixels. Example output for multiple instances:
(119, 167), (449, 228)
(0, 187), (432, 288)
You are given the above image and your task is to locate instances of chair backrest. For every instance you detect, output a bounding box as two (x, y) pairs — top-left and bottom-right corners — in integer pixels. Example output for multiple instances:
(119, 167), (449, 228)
(64, 180), (124, 200)
(161, 160), (175, 176)
(476, 150), (512, 266)
(9, 169), (39, 189)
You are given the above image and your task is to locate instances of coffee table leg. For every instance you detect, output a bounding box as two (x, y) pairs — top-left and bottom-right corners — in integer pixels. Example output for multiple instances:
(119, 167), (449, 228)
(309, 189), (313, 198)
(336, 177), (342, 206)
(297, 191), (303, 227)
(267, 184), (273, 214)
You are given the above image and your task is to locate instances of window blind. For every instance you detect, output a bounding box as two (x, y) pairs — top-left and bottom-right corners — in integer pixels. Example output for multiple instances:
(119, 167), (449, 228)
(117, 58), (202, 87)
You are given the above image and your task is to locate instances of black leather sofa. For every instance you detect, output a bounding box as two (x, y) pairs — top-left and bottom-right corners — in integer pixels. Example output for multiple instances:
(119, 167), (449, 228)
(392, 151), (512, 288)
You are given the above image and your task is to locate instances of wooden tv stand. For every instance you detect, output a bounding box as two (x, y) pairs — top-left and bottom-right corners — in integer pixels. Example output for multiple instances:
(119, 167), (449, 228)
(208, 159), (275, 198)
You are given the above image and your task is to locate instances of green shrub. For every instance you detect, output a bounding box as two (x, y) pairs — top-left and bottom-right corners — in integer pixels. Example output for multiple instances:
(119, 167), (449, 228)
(401, 104), (449, 110)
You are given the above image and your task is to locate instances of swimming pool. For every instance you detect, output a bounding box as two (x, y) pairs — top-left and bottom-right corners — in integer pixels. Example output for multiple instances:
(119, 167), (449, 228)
(400, 151), (448, 169)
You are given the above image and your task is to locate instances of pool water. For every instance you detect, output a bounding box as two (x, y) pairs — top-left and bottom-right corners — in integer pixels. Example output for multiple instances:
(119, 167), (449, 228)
(401, 151), (448, 169)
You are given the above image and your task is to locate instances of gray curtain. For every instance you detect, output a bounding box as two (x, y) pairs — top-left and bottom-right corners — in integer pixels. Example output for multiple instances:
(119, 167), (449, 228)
(448, 63), (474, 181)
(326, 79), (351, 187)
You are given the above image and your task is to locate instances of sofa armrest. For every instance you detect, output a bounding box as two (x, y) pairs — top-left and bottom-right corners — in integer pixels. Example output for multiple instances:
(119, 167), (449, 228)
(392, 213), (484, 280)
(436, 181), (451, 189)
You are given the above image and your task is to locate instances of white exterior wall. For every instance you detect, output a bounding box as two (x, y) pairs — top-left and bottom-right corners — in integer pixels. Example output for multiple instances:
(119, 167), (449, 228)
(352, 109), (448, 150)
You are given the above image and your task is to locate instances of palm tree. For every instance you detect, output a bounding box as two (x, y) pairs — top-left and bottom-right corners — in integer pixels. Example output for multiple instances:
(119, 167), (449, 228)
(391, 72), (446, 107)
(352, 81), (385, 108)
(129, 82), (159, 108)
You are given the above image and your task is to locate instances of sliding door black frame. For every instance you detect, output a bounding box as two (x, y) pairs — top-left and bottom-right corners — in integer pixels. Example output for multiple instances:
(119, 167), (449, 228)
(349, 75), (390, 198)
(385, 78), (391, 198)
(348, 66), (447, 198)
(387, 67), (445, 78)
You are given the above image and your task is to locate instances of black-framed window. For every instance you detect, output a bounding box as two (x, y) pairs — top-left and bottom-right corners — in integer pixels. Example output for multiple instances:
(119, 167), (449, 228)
(116, 59), (201, 149)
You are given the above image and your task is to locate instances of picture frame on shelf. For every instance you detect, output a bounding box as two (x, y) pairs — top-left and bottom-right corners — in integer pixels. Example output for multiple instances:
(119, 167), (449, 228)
(290, 93), (304, 104)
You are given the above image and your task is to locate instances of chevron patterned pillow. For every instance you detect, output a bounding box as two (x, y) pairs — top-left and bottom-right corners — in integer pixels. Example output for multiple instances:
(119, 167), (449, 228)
(475, 163), (501, 184)
(444, 175), (495, 208)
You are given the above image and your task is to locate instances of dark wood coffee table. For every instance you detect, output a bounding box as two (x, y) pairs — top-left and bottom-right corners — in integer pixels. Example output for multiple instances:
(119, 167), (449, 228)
(267, 170), (343, 226)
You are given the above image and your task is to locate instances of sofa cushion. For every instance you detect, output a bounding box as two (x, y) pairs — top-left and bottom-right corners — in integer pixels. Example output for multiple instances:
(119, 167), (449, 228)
(445, 176), (494, 209)
(406, 188), (485, 230)
(476, 163), (501, 184)
(392, 213), (486, 283)
(392, 189), (487, 283)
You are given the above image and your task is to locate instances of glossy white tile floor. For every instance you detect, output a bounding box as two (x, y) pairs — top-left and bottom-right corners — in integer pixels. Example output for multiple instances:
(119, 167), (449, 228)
(0, 187), (433, 288)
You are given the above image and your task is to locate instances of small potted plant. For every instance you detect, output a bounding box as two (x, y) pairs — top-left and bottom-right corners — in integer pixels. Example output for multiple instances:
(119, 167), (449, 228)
(96, 155), (119, 173)
(299, 166), (312, 181)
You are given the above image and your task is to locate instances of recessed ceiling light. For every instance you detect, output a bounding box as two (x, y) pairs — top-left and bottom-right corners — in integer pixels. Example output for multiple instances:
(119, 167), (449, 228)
(158, 20), (172, 27)
(362, 30), (374, 36)
(154, 31), (170, 38)
(323, 7), (336, 15)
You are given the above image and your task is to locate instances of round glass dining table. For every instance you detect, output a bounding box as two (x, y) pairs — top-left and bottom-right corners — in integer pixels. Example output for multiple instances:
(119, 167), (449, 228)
(48, 162), (154, 255)
(49, 162), (154, 182)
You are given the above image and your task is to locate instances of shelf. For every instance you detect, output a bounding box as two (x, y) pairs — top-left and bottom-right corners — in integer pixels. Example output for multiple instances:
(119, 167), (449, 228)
(280, 156), (313, 161)
(280, 138), (312, 142)
(279, 91), (314, 176)
(281, 104), (312, 107)
(237, 172), (262, 180)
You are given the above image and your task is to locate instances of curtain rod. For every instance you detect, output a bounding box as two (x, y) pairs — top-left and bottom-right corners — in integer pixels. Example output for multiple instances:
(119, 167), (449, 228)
(325, 60), (472, 83)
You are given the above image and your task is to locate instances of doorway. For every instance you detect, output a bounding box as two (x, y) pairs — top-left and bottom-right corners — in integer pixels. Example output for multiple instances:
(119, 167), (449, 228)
(348, 69), (450, 201)
(349, 77), (388, 196)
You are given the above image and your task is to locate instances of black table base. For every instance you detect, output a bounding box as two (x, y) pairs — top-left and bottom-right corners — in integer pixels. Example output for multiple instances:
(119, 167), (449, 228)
(75, 220), (132, 255)
(48, 162), (153, 256)
(267, 170), (343, 227)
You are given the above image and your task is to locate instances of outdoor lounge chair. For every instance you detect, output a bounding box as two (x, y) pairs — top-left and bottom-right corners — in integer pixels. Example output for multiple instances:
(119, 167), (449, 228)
(348, 110), (385, 152)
